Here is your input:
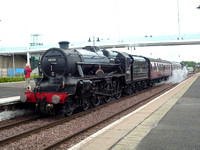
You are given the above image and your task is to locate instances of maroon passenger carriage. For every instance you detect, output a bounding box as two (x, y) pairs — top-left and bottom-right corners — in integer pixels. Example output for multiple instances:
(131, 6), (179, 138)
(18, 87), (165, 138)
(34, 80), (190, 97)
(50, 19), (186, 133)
(148, 58), (172, 83)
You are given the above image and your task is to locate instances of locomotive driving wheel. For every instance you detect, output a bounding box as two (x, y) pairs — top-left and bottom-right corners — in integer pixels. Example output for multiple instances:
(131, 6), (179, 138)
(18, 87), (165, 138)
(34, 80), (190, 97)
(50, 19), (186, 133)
(104, 96), (112, 103)
(91, 95), (101, 107)
(113, 80), (122, 99)
(104, 81), (112, 103)
(64, 97), (74, 117)
(82, 99), (89, 111)
(91, 82), (101, 107)
(65, 108), (73, 117)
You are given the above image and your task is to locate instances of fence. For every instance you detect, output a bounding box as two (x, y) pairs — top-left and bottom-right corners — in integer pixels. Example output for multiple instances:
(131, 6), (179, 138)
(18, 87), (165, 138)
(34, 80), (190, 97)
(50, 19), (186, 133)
(8, 68), (24, 77)
(0, 68), (25, 77)
(0, 68), (39, 77)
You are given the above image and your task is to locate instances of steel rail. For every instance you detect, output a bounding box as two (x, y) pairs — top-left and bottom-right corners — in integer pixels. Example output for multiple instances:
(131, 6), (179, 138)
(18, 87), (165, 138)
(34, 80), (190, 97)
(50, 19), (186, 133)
(0, 108), (93, 146)
(0, 116), (38, 131)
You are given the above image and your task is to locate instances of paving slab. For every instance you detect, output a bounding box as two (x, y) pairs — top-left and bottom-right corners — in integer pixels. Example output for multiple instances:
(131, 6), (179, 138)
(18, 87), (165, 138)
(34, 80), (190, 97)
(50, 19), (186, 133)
(135, 75), (200, 150)
(0, 81), (35, 98)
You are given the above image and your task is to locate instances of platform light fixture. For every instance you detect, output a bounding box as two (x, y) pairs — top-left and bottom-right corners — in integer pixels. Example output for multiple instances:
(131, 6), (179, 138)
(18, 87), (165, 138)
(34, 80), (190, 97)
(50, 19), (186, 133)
(88, 36), (100, 46)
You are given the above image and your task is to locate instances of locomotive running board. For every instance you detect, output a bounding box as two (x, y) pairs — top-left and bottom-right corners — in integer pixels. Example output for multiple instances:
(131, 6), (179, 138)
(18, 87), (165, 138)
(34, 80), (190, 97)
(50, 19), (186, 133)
(77, 62), (120, 66)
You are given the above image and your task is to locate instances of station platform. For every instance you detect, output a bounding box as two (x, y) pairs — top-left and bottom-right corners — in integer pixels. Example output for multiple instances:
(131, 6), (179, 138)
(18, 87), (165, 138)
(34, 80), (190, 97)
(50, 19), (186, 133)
(0, 81), (35, 106)
(69, 73), (200, 150)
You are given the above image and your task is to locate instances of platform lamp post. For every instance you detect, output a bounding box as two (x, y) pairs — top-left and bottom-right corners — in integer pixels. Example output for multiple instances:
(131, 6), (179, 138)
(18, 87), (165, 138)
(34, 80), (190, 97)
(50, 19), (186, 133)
(12, 53), (15, 77)
(0, 20), (1, 42)
(88, 36), (100, 46)
(177, 0), (181, 40)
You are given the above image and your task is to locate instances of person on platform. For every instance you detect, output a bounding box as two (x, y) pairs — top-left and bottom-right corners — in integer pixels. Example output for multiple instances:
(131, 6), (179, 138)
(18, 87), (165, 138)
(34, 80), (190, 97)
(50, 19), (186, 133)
(24, 63), (32, 90)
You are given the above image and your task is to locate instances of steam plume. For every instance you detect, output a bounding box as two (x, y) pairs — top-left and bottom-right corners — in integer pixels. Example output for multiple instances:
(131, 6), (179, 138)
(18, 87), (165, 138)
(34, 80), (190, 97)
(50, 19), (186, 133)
(0, 110), (33, 121)
(167, 67), (188, 84)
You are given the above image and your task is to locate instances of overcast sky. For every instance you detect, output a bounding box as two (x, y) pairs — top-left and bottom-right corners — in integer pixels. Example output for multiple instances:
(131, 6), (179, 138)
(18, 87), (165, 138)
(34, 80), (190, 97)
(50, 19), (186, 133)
(0, 0), (200, 62)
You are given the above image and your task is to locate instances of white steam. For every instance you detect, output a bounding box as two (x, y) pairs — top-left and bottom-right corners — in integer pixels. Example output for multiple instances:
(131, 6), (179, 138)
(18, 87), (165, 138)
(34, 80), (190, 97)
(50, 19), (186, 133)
(0, 110), (33, 121)
(167, 67), (188, 84)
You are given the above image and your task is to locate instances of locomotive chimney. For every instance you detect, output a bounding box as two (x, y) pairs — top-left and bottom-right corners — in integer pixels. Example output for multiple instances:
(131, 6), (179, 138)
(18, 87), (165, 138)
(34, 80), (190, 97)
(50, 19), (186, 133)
(58, 41), (70, 49)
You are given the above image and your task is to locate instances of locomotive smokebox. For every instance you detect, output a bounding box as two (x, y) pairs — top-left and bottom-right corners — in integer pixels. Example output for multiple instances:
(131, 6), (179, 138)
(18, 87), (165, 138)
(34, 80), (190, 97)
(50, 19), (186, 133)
(59, 41), (70, 49)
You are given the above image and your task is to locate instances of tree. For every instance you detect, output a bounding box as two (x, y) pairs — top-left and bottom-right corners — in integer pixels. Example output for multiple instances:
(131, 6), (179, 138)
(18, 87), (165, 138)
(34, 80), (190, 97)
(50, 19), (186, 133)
(181, 61), (196, 68)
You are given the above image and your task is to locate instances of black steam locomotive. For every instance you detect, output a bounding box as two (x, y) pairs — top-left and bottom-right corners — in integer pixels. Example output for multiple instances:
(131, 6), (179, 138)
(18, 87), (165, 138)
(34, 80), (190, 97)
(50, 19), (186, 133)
(21, 41), (178, 116)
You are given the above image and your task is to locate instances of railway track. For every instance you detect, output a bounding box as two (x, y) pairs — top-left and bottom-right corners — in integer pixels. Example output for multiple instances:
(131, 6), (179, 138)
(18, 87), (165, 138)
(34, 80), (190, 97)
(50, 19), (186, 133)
(1, 74), (193, 149)
(0, 102), (109, 146)
(0, 111), (87, 146)
(43, 83), (178, 149)
(0, 82), (176, 148)
(0, 115), (38, 131)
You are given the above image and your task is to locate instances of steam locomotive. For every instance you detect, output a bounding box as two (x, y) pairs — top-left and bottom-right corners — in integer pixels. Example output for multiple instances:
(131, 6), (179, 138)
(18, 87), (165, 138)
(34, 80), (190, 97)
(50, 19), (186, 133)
(20, 41), (182, 116)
